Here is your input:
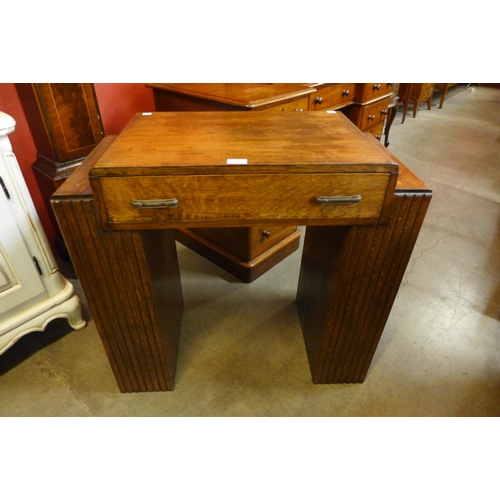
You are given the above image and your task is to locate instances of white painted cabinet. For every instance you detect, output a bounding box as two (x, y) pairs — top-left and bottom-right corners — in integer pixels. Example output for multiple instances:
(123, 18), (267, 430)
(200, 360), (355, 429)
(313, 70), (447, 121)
(0, 111), (85, 354)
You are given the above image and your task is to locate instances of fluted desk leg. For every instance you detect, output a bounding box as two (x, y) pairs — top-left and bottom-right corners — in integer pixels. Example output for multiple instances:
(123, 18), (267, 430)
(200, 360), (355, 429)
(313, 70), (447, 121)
(52, 197), (184, 392)
(297, 191), (431, 384)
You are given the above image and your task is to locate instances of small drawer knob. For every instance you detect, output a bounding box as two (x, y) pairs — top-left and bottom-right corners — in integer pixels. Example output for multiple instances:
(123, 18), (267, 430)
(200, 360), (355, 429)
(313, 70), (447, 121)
(295, 108), (304, 112)
(368, 114), (375, 120)
(375, 134), (382, 140)
(315, 97), (324, 104)
(263, 231), (271, 238)
(342, 89), (350, 96)
(373, 84), (381, 90)
(381, 109), (389, 115)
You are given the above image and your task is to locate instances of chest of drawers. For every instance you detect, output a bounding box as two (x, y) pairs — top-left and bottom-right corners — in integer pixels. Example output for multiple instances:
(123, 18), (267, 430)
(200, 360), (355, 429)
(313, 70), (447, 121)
(341, 84), (393, 140)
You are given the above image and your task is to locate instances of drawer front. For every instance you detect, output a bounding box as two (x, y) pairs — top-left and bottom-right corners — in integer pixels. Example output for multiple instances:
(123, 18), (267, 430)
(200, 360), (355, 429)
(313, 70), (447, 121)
(98, 173), (391, 228)
(355, 83), (394, 103)
(249, 225), (298, 259)
(359, 96), (391, 130)
(188, 225), (297, 260)
(309, 84), (356, 111)
(365, 121), (385, 141)
(262, 96), (310, 112)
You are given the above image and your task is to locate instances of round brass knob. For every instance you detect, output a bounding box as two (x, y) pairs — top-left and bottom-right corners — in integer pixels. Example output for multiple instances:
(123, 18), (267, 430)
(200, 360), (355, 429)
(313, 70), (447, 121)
(315, 97), (323, 104)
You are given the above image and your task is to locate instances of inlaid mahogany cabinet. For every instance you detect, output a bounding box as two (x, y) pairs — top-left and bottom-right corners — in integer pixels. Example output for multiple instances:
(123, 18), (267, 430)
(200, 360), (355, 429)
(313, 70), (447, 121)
(16, 83), (104, 256)
(52, 111), (431, 393)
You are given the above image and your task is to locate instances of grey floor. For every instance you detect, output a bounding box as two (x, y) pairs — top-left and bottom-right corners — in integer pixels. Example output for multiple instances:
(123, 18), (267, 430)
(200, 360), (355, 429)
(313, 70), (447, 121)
(1, 84), (499, 417)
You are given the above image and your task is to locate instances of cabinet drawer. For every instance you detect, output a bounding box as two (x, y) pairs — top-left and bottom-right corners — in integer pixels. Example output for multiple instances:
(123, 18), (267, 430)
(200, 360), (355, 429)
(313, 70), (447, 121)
(343, 96), (391, 130)
(309, 84), (356, 111)
(97, 173), (392, 229)
(249, 225), (298, 259)
(366, 121), (385, 141)
(187, 225), (297, 260)
(359, 97), (391, 130)
(355, 83), (394, 103)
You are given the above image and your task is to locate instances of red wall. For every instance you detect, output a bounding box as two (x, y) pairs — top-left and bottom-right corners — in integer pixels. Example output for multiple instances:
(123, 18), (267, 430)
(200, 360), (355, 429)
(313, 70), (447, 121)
(0, 83), (155, 256)
(93, 83), (155, 135)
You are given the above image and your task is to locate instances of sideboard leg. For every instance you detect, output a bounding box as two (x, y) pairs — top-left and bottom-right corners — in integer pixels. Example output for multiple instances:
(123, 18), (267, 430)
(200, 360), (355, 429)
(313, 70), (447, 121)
(297, 192), (431, 384)
(52, 198), (184, 392)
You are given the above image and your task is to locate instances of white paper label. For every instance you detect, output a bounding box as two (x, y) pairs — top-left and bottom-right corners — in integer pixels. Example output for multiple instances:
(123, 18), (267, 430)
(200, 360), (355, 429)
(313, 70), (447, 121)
(226, 159), (248, 165)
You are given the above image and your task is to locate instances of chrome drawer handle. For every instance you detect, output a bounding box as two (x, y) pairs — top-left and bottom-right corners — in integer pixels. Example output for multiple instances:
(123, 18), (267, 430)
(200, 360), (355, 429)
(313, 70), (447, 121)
(131, 198), (178, 208)
(316, 195), (362, 205)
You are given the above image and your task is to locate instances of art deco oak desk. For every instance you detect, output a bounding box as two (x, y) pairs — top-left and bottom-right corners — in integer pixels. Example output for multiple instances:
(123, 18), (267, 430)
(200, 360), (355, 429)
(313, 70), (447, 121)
(51, 111), (431, 393)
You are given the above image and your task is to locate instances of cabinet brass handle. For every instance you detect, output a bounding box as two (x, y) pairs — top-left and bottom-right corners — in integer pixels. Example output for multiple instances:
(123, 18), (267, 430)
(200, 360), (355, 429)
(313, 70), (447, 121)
(316, 195), (362, 205)
(131, 198), (178, 208)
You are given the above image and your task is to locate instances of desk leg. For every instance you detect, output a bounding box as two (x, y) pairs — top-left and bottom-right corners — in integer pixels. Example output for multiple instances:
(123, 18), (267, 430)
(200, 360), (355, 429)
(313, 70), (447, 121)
(297, 191), (431, 384)
(52, 197), (184, 392)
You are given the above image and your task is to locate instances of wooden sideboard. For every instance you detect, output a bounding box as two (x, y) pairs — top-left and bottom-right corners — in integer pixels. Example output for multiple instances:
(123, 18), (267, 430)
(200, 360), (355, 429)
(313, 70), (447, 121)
(51, 111), (431, 393)
(147, 83), (395, 282)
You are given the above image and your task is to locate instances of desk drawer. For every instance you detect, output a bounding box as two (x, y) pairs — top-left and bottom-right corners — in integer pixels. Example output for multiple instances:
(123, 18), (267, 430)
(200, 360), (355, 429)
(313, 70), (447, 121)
(309, 84), (356, 111)
(97, 173), (391, 228)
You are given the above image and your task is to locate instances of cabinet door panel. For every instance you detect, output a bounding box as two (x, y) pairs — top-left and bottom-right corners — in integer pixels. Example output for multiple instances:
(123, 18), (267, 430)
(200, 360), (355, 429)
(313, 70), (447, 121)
(0, 190), (46, 318)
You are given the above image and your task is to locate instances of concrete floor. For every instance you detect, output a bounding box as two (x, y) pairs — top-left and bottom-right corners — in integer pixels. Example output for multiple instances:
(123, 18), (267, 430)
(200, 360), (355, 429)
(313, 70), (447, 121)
(1, 84), (499, 417)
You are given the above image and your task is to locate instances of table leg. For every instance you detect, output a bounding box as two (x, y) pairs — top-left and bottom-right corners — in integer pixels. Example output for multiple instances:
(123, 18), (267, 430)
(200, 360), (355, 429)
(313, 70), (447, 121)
(384, 101), (399, 148)
(52, 197), (184, 392)
(296, 191), (431, 383)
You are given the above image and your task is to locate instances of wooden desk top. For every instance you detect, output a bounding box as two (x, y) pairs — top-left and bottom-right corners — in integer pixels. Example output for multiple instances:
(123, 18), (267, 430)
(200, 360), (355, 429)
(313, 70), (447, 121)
(147, 83), (315, 110)
(89, 111), (397, 177)
(54, 114), (429, 202)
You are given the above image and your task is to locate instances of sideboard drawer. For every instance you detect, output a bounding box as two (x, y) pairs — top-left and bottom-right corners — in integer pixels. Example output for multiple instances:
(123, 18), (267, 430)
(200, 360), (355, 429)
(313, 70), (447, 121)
(96, 172), (392, 229)
(355, 83), (394, 103)
(359, 96), (392, 130)
(343, 96), (391, 130)
(309, 84), (356, 111)
(365, 121), (385, 141)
